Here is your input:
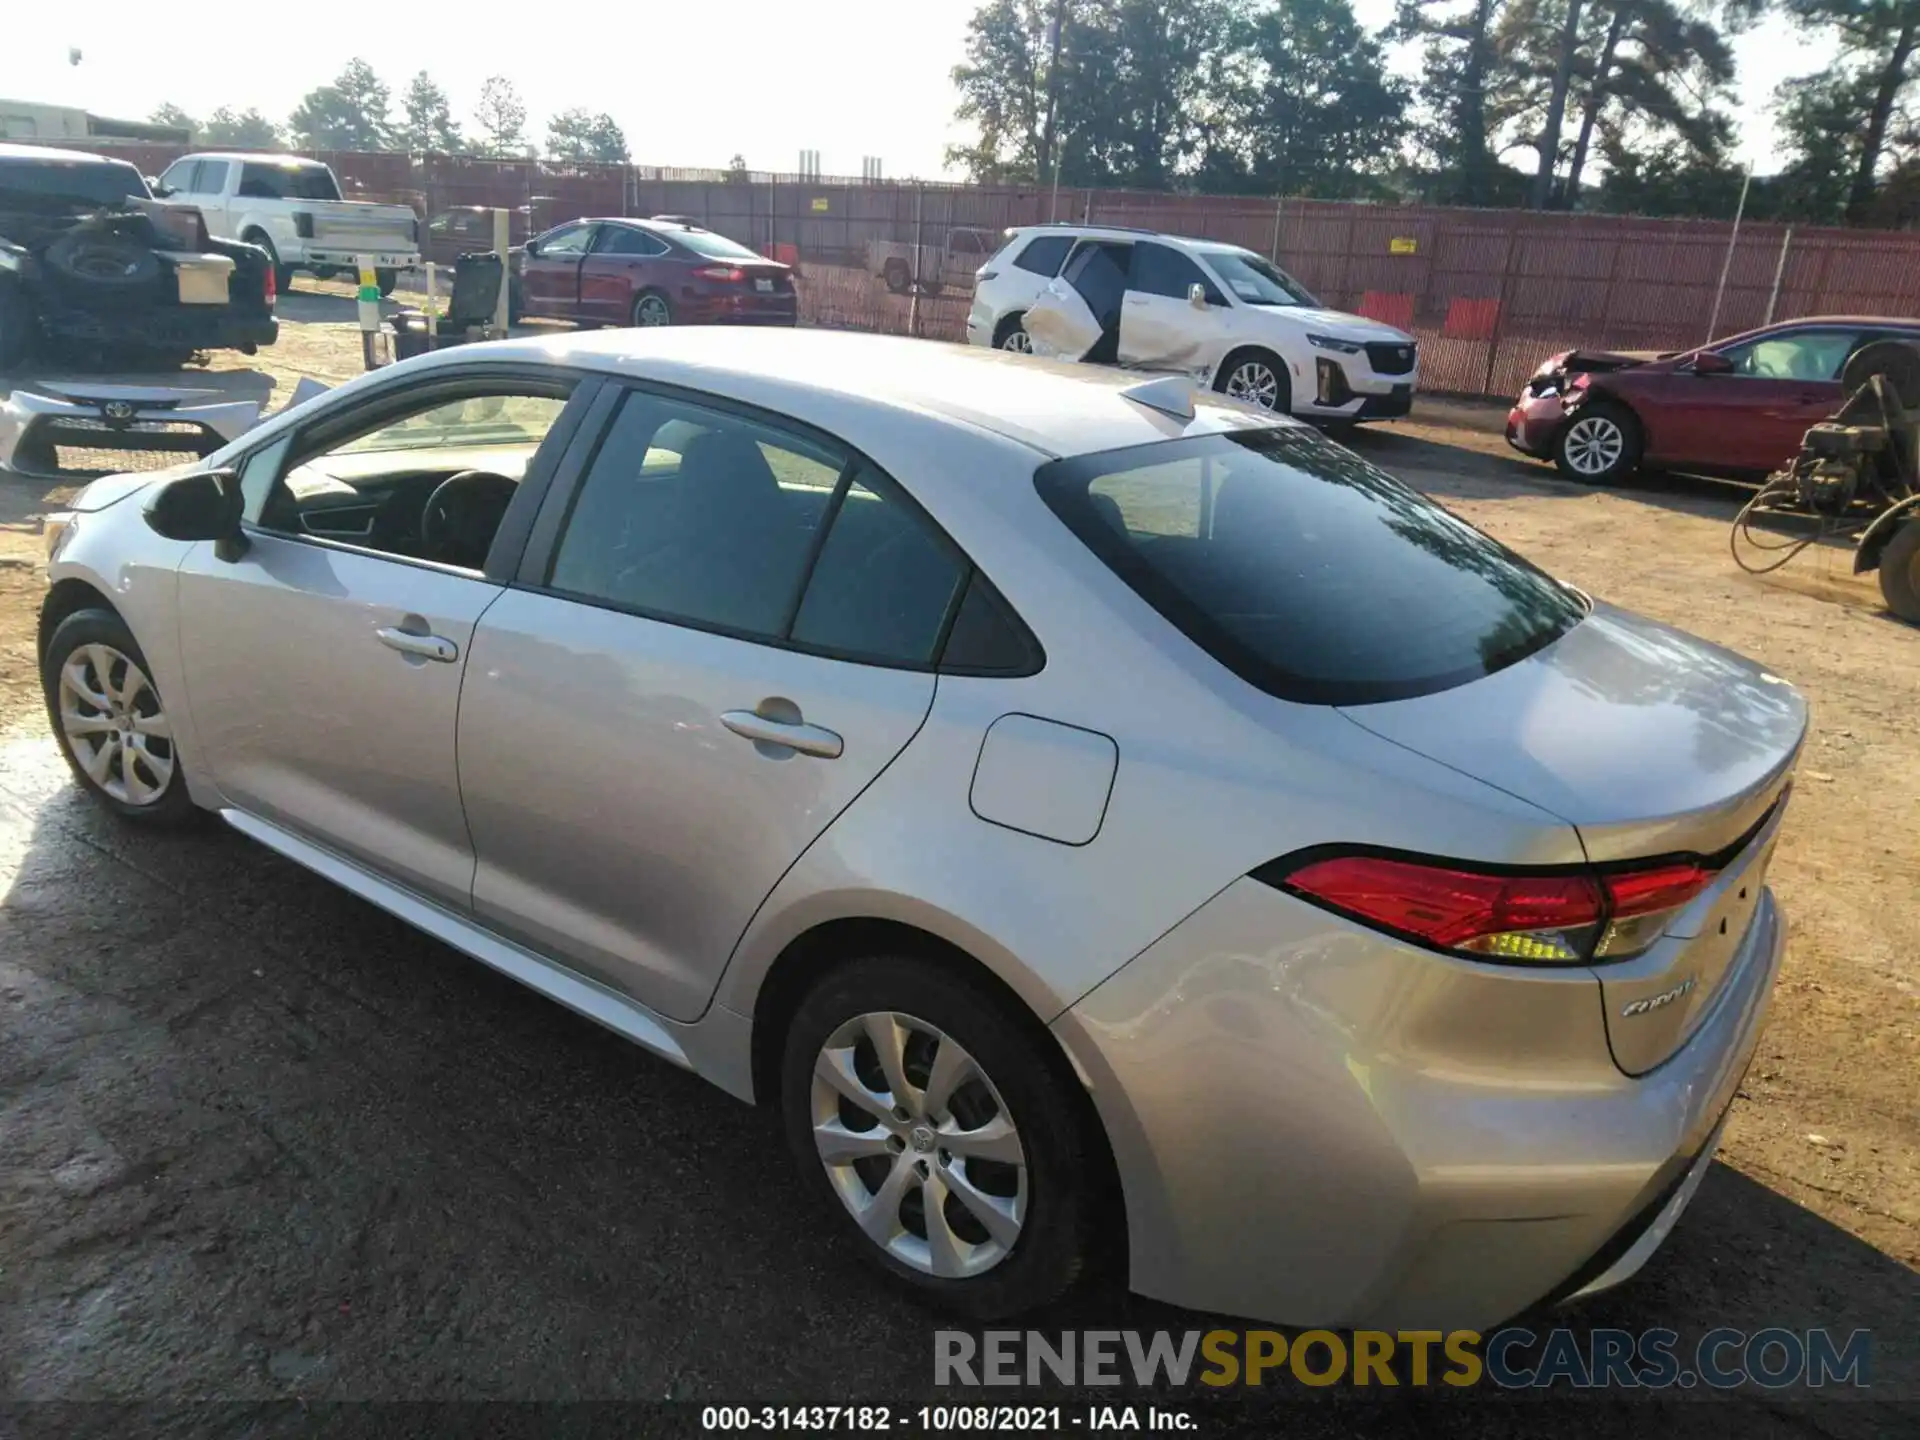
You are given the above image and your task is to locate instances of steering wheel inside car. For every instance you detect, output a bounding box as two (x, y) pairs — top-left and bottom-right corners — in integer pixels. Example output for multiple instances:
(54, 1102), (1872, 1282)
(420, 470), (518, 569)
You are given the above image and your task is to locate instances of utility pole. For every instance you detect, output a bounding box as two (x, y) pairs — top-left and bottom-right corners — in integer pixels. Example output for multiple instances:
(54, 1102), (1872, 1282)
(1042, 0), (1067, 222)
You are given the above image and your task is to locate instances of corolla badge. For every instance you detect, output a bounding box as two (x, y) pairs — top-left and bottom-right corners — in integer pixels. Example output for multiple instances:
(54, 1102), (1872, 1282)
(1621, 976), (1696, 1018)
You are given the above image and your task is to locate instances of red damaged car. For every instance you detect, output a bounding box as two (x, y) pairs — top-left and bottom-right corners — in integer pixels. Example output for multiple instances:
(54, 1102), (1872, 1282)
(1507, 316), (1920, 484)
(518, 217), (795, 330)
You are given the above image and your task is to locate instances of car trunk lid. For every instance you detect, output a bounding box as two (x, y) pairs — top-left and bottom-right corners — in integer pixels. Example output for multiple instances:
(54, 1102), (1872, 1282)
(1339, 602), (1805, 1072)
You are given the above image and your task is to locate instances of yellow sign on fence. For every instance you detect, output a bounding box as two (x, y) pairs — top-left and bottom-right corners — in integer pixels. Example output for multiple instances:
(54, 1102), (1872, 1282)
(1390, 236), (1418, 255)
(811, 197), (830, 213)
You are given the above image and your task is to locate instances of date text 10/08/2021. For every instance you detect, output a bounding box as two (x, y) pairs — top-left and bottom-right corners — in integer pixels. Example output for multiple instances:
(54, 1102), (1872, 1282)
(703, 1407), (1191, 1431)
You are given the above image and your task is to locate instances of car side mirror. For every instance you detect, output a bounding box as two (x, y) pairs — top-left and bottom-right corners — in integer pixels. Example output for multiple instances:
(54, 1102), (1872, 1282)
(146, 469), (247, 559)
(1691, 350), (1734, 375)
(147, 176), (172, 197)
(524, 239), (542, 257)
(1188, 282), (1209, 310)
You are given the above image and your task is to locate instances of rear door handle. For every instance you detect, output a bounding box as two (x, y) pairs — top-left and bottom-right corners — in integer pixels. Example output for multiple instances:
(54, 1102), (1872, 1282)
(376, 626), (459, 663)
(721, 709), (843, 759)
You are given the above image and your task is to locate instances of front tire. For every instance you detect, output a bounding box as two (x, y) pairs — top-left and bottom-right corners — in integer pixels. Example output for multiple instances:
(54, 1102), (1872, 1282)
(780, 955), (1100, 1319)
(1214, 348), (1290, 414)
(244, 230), (294, 298)
(882, 259), (912, 295)
(375, 267), (399, 297)
(1554, 402), (1642, 484)
(41, 609), (198, 826)
(1877, 516), (1920, 625)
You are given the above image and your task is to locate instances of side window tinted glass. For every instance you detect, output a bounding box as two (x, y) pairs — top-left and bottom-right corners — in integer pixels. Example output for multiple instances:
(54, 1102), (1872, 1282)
(790, 469), (965, 664)
(1131, 242), (1220, 302)
(1014, 235), (1072, 276)
(547, 393), (842, 638)
(594, 226), (662, 256)
(939, 572), (1041, 674)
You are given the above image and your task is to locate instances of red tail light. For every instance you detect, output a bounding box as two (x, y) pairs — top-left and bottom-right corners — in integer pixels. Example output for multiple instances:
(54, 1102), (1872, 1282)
(693, 265), (746, 282)
(263, 263), (276, 307)
(1262, 852), (1720, 965)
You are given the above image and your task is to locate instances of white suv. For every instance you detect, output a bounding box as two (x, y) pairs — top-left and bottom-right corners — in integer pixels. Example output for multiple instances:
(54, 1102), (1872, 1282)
(965, 225), (1418, 422)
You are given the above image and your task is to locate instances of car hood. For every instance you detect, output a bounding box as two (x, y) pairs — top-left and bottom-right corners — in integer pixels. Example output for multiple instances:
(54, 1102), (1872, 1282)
(1257, 307), (1413, 344)
(1338, 601), (1806, 863)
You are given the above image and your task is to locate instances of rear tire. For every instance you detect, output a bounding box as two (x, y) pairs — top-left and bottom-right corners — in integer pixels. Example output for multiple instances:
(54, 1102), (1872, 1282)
(1554, 401), (1642, 484)
(882, 259), (912, 295)
(41, 609), (199, 827)
(1878, 517), (1920, 625)
(994, 314), (1033, 353)
(780, 955), (1101, 1319)
(632, 290), (671, 327)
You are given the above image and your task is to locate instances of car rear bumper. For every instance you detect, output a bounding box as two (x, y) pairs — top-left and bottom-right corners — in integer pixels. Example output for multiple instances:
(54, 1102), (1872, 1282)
(1507, 392), (1567, 458)
(302, 247), (419, 270)
(1051, 874), (1784, 1331)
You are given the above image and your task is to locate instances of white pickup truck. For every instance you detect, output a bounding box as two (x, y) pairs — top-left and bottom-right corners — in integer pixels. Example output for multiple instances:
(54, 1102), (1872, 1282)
(154, 152), (419, 294)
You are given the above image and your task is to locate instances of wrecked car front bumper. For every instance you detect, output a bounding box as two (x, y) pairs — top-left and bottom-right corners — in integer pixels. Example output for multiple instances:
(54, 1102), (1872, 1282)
(0, 383), (263, 479)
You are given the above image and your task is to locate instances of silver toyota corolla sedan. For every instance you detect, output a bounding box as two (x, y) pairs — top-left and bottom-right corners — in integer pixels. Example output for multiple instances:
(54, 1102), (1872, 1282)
(38, 329), (1804, 1330)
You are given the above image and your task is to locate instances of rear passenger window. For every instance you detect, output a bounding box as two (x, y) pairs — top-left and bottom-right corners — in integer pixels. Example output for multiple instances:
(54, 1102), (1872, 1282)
(546, 390), (965, 665)
(1013, 235), (1073, 277)
(547, 393), (842, 638)
(791, 470), (965, 664)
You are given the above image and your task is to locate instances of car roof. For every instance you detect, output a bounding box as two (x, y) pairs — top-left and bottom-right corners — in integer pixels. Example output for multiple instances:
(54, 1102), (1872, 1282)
(0, 143), (137, 167)
(187, 152), (327, 166)
(404, 328), (1283, 459)
(1008, 222), (1253, 254)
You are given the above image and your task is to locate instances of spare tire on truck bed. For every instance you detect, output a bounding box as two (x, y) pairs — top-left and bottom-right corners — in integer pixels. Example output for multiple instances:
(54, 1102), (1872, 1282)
(43, 230), (163, 291)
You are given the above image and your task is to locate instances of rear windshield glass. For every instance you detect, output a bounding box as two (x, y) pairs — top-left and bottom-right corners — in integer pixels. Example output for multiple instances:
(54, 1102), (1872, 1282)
(673, 228), (763, 261)
(0, 157), (148, 208)
(238, 162), (342, 201)
(1198, 249), (1316, 308)
(1035, 428), (1586, 705)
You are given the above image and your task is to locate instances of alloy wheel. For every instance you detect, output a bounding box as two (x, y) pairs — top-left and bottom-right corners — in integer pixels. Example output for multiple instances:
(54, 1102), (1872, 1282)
(58, 643), (174, 806)
(999, 328), (1033, 354)
(1225, 360), (1281, 410)
(635, 294), (671, 326)
(810, 1010), (1028, 1279)
(1562, 415), (1626, 476)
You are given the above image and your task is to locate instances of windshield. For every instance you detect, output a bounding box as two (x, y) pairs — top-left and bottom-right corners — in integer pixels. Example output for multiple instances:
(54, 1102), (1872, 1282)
(0, 157), (148, 210)
(673, 228), (764, 261)
(238, 162), (342, 201)
(1199, 249), (1317, 308)
(1035, 428), (1587, 705)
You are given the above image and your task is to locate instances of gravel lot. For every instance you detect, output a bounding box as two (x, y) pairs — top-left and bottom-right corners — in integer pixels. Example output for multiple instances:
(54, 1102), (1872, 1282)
(0, 292), (1914, 1437)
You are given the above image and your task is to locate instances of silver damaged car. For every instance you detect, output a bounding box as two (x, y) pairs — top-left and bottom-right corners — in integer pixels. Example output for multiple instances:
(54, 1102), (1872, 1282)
(38, 330), (1804, 1329)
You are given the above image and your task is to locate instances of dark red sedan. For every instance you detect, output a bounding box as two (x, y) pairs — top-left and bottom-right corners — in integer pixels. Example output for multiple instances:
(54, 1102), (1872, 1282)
(1507, 315), (1920, 484)
(518, 217), (795, 329)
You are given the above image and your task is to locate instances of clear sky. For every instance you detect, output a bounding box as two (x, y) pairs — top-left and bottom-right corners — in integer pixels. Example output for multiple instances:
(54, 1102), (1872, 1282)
(2, 1), (1836, 180)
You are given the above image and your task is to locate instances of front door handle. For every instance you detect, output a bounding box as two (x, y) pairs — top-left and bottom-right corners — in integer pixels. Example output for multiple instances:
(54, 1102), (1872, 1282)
(721, 709), (843, 759)
(376, 626), (458, 663)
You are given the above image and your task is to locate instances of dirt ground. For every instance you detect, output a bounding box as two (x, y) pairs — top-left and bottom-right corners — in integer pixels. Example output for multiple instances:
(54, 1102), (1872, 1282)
(0, 292), (1914, 1427)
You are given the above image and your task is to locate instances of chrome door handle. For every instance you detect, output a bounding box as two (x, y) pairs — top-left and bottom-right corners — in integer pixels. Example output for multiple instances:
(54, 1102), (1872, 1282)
(375, 626), (458, 663)
(721, 709), (843, 759)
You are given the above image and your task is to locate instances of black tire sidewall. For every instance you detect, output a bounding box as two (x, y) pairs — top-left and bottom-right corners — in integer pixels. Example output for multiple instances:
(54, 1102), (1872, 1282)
(1554, 402), (1641, 484)
(41, 608), (198, 825)
(1878, 517), (1920, 624)
(779, 956), (1098, 1319)
(995, 314), (1029, 351)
